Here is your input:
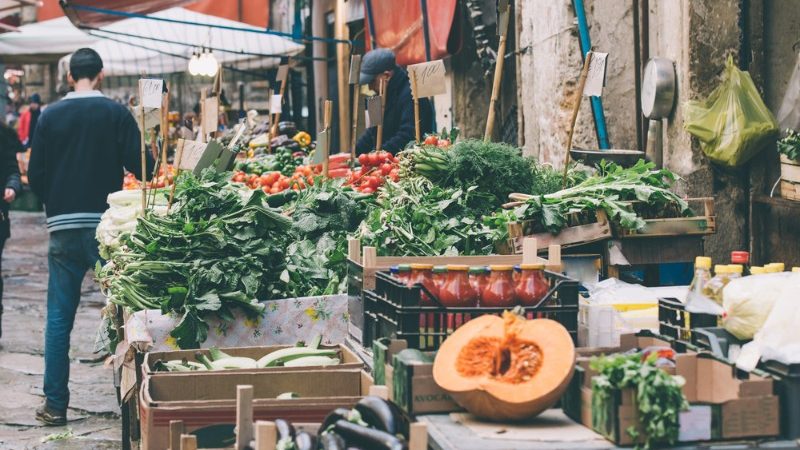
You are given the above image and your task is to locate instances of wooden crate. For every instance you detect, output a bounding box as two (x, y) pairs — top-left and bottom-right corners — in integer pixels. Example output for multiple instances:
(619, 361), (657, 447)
(614, 197), (715, 238)
(505, 210), (611, 253)
(781, 156), (800, 201)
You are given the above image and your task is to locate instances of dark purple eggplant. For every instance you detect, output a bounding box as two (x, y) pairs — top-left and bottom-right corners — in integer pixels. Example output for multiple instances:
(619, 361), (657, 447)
(333, 420), (407, 450)
(319, 432), (346, 450)
(353, 396), (409, 438)
(320, 407), (355, 432)
(275, 419), (295, 441)
(295, 431), (317, 450)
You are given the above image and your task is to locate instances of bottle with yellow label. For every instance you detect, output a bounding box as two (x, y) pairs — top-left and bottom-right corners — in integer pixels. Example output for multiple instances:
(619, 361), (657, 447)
(704, 265), (733, 305)
(685, 257), (712, 304)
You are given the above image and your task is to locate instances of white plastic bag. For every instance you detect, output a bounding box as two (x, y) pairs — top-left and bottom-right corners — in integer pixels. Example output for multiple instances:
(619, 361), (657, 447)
(777, 51), (800, 130)
(721, 272), (795, 340)
(736, 274), (800, 371)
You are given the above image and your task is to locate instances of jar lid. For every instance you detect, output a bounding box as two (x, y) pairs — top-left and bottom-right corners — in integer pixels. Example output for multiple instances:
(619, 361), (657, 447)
(695, 256), (712, 269)
(389, 266), (399, 273)
(410, 263), (433, 270)
(728, 264), (743, 274)
(432, 265), (448, 273)
(519, 263), (545, 270)
(793, 267), (800, 273)
(490, 265), (514, 271)
(731, 251), (749, 264)
(714, 264), (728, 274)
(468, 266), (485, 274)
(750, 266), (766, 274)
(397, 264), (411, 272)
(765, 263), (785, 273)
(447, 264), (469, 271)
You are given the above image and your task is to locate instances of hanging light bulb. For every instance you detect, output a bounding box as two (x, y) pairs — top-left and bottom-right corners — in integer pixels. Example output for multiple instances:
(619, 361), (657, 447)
(188, 50), (201, 76)
(199, 49), (219, 77)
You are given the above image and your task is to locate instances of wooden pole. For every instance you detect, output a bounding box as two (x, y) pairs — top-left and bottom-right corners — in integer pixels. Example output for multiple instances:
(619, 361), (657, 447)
(375, 78), (386, 152)
(168, 139), (186, 212)
(180, 434), (197, 450)
(323, 99), (333, 177)
(169, 420), (184, 450)
(335, 0), (351, 153)
(483, 16), (510, 142)
(199, 88), (207, 143)
(270, 79), (288, 140)
(266, 87), (274, 149)
(411, 69), (421, 143)
(138, 82), (148, 212)
(350, 83), (361, 157)
(235, 385), (254, 450)
(161, 84), (170, 188)
(562, 52), (593, 188)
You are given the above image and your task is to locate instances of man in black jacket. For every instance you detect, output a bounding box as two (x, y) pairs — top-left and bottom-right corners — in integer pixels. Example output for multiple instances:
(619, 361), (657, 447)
(0, 123), (22, 341)
(355, 49), (435, 155)
(29, 48), (154, 426)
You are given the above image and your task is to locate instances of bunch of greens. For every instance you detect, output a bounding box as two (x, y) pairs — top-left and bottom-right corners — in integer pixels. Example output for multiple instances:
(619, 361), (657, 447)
(493, 160), (690, 236)
(778, 129), (800, 162)
(590, 352), (688, 449)
(529, 160), (588, 195)
(357, 177), (494, 256)
(98, 170), (293, 348)
(280, 179), (372, 296)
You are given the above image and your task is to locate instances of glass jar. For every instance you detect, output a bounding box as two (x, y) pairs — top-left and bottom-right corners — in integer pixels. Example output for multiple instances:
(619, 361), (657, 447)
(481, 265), (516, 308)
(513, 265), (522, 283)
(468, 266), (488, 297)
(431, 266), (448, 301)
(408, 264), (435, 305)
(515, 264), (549, 307)
(395, 264), (411, 284)
(439, 265), (478, 307)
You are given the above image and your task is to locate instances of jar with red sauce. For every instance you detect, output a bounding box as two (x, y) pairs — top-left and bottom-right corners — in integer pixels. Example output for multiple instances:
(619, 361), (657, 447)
(515, 263), (549, 306)
(439, 265), (478, 307)
(408, 264), (435, 305)
(395, 264), (411, 284)
(481, 265), (517, 307)
(431, 266), (448, 301)
(469, 266), (489, 300)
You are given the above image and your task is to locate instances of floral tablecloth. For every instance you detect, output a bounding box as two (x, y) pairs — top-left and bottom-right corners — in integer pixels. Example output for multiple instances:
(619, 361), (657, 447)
(125, 294), (349, 352)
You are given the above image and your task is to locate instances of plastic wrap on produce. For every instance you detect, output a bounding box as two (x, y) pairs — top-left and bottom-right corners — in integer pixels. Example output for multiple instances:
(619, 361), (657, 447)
(124, 294), (348, 353)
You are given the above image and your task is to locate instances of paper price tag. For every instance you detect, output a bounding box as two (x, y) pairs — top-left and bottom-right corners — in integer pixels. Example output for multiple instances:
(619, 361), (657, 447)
(365, 96), (383, 128)
(312, 130), (329, 164)
(139, 78), (164, 109)
(408, 60), (447, 99)
(178, 140), (209, 171)
(135, 106), (162, 131)
(276, 64), (289, 84)
(348, 54), (362, 85)
(270, 94), (283, 114)
(203, 96), (219, 133)
(583, 52), (608, 97)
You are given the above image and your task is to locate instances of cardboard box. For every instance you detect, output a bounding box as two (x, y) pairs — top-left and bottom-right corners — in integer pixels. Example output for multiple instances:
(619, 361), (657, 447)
(143, 344), (363, 376)
(372, 339), (461, 415)
(139, 368), (372, 450)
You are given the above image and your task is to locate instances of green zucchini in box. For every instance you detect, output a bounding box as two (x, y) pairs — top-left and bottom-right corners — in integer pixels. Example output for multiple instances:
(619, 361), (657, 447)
(372, 338), (461, 415)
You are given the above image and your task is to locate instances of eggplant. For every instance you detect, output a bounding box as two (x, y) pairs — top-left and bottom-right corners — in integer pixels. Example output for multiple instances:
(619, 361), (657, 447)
(320, 407), (355, 432)
(294, 431), (317, 450)
(319, 432), (346, 450)
(333, 420), (407, 450)
(275, 419), (296, 441)
(353, 396), (409, 438)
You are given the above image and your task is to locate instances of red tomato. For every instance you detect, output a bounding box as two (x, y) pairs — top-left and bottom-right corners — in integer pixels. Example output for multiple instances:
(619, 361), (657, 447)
(361, 187), (375, 194)
(233, 173), (246, 183)
(262, 186), (270, 193)
(380, 163), (393, 176)
(389, 169), (399, 181)
(367, 152), (381, 167)
(424, 135), (439, 146)
(279, 178), (290, 189)
(437, 139), (451, 148)
(358, 154), (369, 166)
(367, 176), (381, 189)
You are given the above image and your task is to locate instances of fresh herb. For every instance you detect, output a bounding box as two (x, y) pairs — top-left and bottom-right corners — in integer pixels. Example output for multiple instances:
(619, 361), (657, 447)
(778, 129), (800, 162)
(529, 159), (588, 195)
(590, 353), (688, 449)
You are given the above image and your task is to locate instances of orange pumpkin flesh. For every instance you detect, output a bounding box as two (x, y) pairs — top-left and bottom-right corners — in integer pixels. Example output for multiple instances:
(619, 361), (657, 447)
(433, 312), (575, 421)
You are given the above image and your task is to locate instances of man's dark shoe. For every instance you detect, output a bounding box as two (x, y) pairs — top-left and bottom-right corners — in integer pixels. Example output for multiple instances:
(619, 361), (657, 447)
(35, 404), (67, 426)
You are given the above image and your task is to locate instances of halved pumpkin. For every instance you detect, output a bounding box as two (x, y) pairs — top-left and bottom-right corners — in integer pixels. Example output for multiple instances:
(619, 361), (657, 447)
(433, 311), (575, 421)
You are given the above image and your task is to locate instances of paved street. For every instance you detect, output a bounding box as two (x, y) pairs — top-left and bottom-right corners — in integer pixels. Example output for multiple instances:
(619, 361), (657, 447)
(0, 213), (120, 450)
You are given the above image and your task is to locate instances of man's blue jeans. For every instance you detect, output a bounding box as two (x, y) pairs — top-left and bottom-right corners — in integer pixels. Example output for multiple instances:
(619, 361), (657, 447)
(44, 228), (101, 412)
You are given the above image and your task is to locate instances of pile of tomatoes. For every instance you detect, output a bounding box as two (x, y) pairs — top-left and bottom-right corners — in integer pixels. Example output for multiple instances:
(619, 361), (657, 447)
(123, 165), (176, 190)
(347, 151), (400, 194)
(232, 164), (320, 194)
(422, 134), (452, 148)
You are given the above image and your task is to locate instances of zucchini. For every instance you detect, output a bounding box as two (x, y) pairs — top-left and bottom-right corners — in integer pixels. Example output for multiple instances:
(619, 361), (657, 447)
(208, 347), (232, 361)
(282, 356), (340, 367)
(209, 357), (257, 370)
(256, 347), (338, 368)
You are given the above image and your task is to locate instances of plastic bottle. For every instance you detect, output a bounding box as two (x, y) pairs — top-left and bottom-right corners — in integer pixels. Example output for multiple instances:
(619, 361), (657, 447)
(685, 256), (712, 304)
(728, 264), (743, 280)
(704, 265), (732, 305)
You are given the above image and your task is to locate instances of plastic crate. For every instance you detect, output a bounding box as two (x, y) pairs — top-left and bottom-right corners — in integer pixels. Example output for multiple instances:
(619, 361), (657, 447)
(363, 270), (579, 351)
(691, 327), (800, 439)
(657, 297), (717, 342)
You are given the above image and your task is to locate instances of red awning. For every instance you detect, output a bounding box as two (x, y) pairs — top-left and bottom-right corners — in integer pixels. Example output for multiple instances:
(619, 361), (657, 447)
(365, 0), (459, 66)
(60, 0), (195, 28)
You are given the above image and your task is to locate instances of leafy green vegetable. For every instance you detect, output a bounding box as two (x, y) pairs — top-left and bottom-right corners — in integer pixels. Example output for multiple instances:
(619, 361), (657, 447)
(778, 129), (800, 162)
(590, 352), (688, 449)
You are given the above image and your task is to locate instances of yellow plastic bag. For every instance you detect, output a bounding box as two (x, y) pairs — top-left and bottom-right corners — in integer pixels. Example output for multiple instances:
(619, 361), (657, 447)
(684, 56), (778, 167)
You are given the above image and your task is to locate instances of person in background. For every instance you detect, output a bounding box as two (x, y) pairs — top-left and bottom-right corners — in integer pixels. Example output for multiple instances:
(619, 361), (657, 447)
(17, 93), (41, 149)
(355, 48), (435, 155)
(179, 112), (196, 140)
(0, 121), (22, 340)
(28, 48), (154, 426)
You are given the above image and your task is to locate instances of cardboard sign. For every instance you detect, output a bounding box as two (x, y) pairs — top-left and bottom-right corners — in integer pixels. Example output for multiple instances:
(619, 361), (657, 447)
(228, 122), (247, 148)
(139, 78), (164, 109)
(497, 0), (510, 36)
(270, 94), (283, 114)
(365, 96), (383, 128)
(348, 54), (362, 85)
(408, 60), (447, 99)
(312, 130), (329, 165)
(583, 52), (609, 97)
(276, 64), (289, 84)
(135, 106), (162, 131)
(203, 96), (219, 133)
(178, 139), (223, 175)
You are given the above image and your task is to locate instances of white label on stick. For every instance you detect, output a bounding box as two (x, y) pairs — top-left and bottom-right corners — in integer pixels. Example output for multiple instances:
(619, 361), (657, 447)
(229, 122), (247, 148)
(276, 65), (289, 84)
(178, 140), (208, 171)
(349, 55), (362, 85)
(312, 130), (329, 164)
(583, 52), (608, 97)
(139, 78), (164, 109)
(408, 60), (447, 99)
(270, 94), (283, 114)
(135, 106), (162, 131)
(203, 96), (219, 133)
(366, 96), (383, 128)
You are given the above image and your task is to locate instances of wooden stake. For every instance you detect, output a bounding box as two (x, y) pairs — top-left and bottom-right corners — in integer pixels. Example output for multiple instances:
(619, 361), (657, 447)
(180, 434), (197, 450)
(161, 83), (170, 188)
(323, 99), (333, 177)
(266, 88), (274, 149)
(199, 88), (207, 143)
(375, 78), (386, 152)
(254, 421), (277, 450)
(168, 138), (186, 212)
(562, 52), (593, 188)
(335, 0), (351, 152)
(484, 16), (509, 142)
(411, 69), (421, 143)
(169, 420), (184, 450)
(350, 83), (361, 157)
(138, 82), (148, 212)
(235, 385), (254, 450)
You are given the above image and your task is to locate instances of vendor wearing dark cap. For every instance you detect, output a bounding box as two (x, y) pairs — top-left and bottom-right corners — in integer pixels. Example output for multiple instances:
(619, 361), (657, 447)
(17, 92), (41, 149)
(355, 48), (434, 155)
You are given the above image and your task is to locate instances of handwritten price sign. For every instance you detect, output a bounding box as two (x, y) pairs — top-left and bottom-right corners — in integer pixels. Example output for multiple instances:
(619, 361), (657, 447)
(139, 78), (164, 109)
(408, 60), (447, 99)
(583, 52), (608, 97)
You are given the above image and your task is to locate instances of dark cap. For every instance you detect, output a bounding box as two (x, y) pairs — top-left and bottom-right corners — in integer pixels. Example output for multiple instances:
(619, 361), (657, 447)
(359, 48), (396, 85)
(69, 48), (104, 80)
(29, 93), (41, 104)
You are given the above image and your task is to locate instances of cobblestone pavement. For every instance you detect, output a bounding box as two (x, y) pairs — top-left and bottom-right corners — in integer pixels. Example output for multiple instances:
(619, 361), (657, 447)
(0, 213), (121, 450)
